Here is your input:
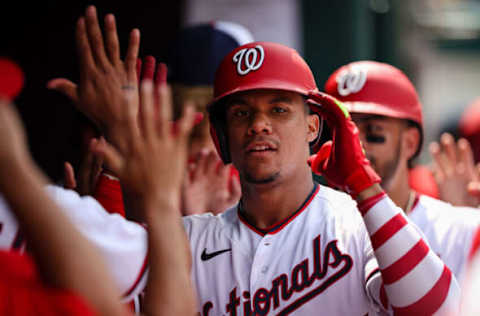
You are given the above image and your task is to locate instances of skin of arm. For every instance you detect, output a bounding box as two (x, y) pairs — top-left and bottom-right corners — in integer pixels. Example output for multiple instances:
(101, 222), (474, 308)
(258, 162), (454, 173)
(0, 100), (129, 316)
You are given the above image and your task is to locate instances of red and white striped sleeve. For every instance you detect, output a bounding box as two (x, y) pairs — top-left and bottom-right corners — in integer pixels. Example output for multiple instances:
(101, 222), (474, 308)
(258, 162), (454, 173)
(359, 192), (460, 315)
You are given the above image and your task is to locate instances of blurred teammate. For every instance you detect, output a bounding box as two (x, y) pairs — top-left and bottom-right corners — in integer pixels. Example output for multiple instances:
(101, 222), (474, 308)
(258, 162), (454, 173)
(325, 60), (480, 281)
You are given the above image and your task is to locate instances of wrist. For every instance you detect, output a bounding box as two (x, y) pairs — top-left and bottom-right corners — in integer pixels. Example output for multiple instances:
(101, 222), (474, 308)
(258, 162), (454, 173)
(355, 183), (384, 202)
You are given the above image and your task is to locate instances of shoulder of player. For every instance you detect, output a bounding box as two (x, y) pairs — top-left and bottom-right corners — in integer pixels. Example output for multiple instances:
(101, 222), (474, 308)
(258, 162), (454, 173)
(182, 205), (238, 238)
(415, 194), (480, 227)
(313, 185), (360, 216)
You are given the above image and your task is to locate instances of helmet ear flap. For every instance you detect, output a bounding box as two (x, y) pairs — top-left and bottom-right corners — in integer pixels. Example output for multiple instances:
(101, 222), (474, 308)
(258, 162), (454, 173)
(208, 103), (232, 164)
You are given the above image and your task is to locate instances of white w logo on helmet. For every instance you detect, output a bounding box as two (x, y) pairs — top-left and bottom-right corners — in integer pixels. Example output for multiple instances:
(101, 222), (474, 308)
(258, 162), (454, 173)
(336, 66), (368, 96)
(232, 45), (265, 76)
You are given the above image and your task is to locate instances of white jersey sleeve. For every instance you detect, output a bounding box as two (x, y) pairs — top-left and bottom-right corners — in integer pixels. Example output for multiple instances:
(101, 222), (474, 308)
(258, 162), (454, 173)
(0, 186), (148, 301)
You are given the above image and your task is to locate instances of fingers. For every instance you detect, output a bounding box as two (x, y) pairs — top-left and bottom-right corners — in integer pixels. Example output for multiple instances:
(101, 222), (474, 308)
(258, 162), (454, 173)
(93, 141), (124, 176)
(229, 171), (242, 202)
(189, 150), (207, 182)
(139, 80), (155, 139)
(458, 138), (477, 180)
(175, 103), (196, 141)
(155, 62), (168, 87)
(104, 14), (121, 65)
(47, 78), (79, 103)
(125, 29), (141, 82)
(141, 56), (156, 81)
(156, 85), (174, 136)
(84, 6), (110, 68)
(429, 142), (447, 183)
(63, 162), (77, 190)
(307, 92), (349, 127)
(136, 58), (142, 82)
(204, 151), (219, 176)
(467, 181), (480, 198)
(75, 17), (96, 76)
(440, 133), (457, 168)
(309, 140), (332, 175)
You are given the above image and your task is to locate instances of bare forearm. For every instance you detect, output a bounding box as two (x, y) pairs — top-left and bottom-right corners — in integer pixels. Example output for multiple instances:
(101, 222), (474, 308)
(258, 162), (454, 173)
(143, 203), (196, 316)
(0, 159), (128, 316)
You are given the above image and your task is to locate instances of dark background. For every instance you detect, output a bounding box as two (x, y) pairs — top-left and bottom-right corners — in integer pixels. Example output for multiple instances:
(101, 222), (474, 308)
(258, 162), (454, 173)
(1, 1), (183, 182)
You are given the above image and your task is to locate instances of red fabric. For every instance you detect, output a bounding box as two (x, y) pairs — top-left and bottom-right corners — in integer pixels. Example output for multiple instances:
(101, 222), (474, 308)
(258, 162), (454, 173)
(408, 166), (439, 199)
(307, 92), (381, 197)
(370, 214), (408, 250)
(469, 227), (480, 261)
(0, 58), (24, 100)
(0, 251), (96, 316)
(381, 239), (429, 284)
(357, 191), (386, 216)
(392, 265), (452, 315)
(94, 173), (126, 217)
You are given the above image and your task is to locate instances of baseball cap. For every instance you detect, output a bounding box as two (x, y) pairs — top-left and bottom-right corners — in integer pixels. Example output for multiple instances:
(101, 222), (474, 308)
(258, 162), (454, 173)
(168, 21), (254, 86)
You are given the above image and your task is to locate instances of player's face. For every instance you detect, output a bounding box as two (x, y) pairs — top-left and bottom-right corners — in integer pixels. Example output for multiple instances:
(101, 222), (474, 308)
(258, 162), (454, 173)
(225, 89), (319, 185)
(351, 114), (409, 189)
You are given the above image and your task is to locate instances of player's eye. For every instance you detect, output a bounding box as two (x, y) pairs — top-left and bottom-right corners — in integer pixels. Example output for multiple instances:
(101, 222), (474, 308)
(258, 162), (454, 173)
(365, 134), (385, 144)
(272, 106), (287, 114)
(232, 109), (250, 117)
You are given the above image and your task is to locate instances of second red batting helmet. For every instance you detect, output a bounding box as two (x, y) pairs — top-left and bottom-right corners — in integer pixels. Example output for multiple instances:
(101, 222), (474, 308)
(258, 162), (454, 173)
(208, 41), (320, 163)
(324, 61), (423, 157)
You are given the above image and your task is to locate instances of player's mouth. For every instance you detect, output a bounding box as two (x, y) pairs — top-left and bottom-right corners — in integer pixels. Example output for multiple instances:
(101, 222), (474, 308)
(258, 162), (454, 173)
(245, 141), (278, 156)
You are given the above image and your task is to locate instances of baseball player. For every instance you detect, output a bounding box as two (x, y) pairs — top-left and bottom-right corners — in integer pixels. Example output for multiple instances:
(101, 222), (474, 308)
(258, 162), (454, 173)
(181, 42), (459, 315)
(0, 7), (460, 315)
(324, 60), (480, 282)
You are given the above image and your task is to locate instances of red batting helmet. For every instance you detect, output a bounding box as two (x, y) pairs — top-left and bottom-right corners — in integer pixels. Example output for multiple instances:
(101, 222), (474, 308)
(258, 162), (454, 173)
(208, 41), (320, 163)
(458, 98), (480, 163)
(324, 61), (423, 157)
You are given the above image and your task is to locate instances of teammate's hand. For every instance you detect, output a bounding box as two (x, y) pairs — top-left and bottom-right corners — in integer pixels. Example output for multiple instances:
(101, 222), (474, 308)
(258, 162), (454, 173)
(63, 138), (105, 196)
(47, 6), (140, 153)
(182, 150), (241, 215)
(94, 80), (195, 214)
(430, 133), (480, 207)
(307, 92), (380, 197)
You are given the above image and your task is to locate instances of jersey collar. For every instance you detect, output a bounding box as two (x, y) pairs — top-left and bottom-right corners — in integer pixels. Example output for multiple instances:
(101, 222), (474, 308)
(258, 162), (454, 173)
(238, 183), (320, 236)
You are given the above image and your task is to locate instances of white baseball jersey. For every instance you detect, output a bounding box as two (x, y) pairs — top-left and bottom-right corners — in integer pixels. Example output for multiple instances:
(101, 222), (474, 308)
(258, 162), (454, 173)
(0, 185), (148, 301)
(183, 184), (457, 316)
(408, 194), (480, 280)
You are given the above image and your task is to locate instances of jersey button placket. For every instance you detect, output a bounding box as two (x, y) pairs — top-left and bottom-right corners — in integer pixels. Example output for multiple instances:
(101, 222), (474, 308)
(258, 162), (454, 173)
(250, 234), (274, 291)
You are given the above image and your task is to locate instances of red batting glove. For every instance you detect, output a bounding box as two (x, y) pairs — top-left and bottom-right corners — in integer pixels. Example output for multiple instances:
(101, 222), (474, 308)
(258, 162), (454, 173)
(307, 92), (380, 197)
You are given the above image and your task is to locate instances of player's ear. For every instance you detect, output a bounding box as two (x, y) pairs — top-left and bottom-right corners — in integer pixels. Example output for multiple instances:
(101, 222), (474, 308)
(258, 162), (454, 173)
(307, 113), (320, 143)
(402, 125), (420, 161)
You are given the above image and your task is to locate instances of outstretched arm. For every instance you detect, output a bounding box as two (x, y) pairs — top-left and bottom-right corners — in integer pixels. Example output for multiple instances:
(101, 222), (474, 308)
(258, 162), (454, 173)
(0, 99), (129, 316)
(96, 79), (197, 316)
(308, 92), (460, 315)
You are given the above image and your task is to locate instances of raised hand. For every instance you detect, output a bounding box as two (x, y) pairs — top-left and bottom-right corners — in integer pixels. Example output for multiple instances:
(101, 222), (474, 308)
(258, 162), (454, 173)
(307, 92), (381, 198)
(430, 133), (480, 207)
(94, 79), (195, 215)
(182, 150), (241, 215)
(48, 6), (140, 152)
(93, 78), (197, 316)
(63, 138), (105, 196)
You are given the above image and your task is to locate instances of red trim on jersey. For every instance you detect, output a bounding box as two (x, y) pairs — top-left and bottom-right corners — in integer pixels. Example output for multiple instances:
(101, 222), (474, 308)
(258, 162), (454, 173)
(392, 265), (452, 315)
(357, 191), (387, 216)
(370, 213), (408, 250)
(469, 227), (480, 261)
(379, 284), (389, 310)
(123, 251), (149, 298)
(237, 184), (320, 236)
(411, 193), (420, 211)
(381, 239), (429, 285)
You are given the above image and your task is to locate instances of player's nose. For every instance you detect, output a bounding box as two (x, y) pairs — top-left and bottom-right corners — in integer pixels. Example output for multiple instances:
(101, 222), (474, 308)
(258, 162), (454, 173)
(247, 112), (272, 135)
